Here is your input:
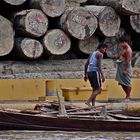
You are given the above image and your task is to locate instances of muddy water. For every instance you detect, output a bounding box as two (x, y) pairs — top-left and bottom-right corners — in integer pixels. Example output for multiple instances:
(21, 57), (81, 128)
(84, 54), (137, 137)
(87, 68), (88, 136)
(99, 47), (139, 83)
(0, 131), (140, 140)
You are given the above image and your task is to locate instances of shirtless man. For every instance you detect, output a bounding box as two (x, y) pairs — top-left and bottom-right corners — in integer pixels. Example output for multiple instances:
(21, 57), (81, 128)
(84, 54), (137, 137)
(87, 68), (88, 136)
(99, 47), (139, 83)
(115, 36), (132, 100)
(84, 43), (107, 106)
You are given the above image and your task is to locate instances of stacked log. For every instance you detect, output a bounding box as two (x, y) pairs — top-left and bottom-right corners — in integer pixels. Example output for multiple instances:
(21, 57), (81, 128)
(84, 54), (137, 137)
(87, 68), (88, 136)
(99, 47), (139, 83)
(14, 38), (43, 60)
(14, 9), (48, 38)
(86, 0), (140, 15)
(60, 7), (98, 40)
(78, 35), (99, 54)
(0, 0), (139, 62)
(130, 14), (140, 33)
(29, 0), (66, 18)
(3, 0), (27, 5)
(66, 0), (87, 8)
(42, 29), (71, 55)
(0, 15), (14, 56)
(85, 6), (121, 37)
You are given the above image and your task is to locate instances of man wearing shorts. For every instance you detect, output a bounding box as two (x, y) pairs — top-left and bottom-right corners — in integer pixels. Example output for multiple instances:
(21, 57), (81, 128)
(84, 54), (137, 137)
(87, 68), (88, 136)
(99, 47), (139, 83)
(84, 43), (107, 106)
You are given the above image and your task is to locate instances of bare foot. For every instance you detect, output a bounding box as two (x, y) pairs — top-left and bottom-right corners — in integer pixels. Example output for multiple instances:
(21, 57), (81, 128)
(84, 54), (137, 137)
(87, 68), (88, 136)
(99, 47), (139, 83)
(124, 98), (130, 102)
(85, 102), (92, 107)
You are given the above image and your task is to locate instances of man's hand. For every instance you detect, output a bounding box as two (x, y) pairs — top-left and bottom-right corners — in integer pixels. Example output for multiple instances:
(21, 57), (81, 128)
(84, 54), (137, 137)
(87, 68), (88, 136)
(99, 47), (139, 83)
(123, 70), (127, 75)
(84, 75), (88, 82)
(102, 76), (105, 83)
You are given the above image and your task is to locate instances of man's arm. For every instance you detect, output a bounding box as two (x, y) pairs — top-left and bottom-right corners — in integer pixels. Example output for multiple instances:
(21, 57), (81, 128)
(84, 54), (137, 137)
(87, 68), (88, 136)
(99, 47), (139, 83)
(124, 49), (132, 74)
(84, 55), (90, 81)
(97, 52), (105, 82)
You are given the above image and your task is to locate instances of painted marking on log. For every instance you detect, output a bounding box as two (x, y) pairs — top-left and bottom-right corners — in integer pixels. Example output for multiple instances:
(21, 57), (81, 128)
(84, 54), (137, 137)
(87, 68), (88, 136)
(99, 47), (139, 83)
(54, 35), (67, 49)
(28, 12), (47, 36)
(72, 14), (86, 26)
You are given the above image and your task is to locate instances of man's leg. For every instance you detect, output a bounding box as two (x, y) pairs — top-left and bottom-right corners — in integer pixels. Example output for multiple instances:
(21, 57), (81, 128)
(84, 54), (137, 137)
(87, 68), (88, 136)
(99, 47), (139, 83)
(85, 88), (101, 106)
(121, 84), (131, 99)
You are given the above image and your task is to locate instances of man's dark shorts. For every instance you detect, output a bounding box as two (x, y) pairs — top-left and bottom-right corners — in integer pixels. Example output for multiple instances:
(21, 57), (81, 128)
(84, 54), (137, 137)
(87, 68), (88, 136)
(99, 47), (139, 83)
(87, 71), (101, 89)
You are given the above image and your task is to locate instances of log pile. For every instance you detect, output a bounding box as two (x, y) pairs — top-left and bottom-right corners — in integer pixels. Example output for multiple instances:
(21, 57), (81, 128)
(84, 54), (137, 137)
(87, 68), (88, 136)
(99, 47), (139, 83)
(0, 0), (139, 68)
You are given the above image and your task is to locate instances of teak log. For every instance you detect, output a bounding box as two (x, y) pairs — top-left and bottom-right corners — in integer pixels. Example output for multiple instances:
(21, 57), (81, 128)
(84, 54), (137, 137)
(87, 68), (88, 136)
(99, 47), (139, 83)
(85, 6), (121, 37)
(48, 51), (77, 60)
(78, 35), (99, 54)
(14, 38), (43, 60)
(67, 0), (87, 3)
(29, 0), (66, 18)
(130, 14), (140, 33)
(60, 7), (98, 40)
(86, 0), (140, 15)
(65, 1), (80, 8)
(42, 29), (71, 55)
(106, 103), (140, 114)
(14, 9), (48, 38)
(3, 0), (27, 5)
(0, 15), (14, 56)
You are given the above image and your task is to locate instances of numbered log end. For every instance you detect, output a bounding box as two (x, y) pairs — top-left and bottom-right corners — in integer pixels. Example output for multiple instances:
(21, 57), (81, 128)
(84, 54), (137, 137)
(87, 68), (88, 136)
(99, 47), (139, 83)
(0, 15), (14, 56)
(43, 29), (71, 55)
(66, 7), (98, 40)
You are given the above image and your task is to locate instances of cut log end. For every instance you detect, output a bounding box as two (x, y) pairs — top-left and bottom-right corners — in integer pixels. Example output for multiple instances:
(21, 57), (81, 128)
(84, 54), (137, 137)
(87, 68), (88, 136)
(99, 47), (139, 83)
(15, 38), (43, 59)
(25, 10), (48, 37)
(0, 15), (14, 56)
(43, 29), (71, 55)
(66, 7), (98, 40)
(99, 7), (120, 37)
(79, 36), (99, 54)
(15, 9), (48, 38)
(30, 0), (66, 17)
(41, 0), (66, 17)
(86, 0), (140, 15)
(123, 0), (140, 14)
(130, 15), (140, 33)
(3, 0), (27, 5)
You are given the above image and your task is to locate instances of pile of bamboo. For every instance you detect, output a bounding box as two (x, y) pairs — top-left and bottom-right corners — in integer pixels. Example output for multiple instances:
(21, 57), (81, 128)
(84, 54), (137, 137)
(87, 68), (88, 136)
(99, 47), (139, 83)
(0, 0), (140, 60)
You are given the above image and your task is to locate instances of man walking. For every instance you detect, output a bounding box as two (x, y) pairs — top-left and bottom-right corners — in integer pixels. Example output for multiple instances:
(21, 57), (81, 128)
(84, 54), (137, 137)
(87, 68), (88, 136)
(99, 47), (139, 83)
(84, 43), (107, 106)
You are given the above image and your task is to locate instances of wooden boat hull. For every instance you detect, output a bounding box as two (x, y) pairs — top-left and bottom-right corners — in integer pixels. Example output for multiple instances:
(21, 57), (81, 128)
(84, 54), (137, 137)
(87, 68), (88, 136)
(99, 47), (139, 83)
(0, 110), (140, 131)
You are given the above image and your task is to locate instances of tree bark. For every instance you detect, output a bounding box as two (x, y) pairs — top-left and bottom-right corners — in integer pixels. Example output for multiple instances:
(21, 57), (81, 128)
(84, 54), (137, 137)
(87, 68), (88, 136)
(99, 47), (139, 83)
(60, 7), (98, 40)
(85, 6), (121, 37)
(0, 15), (14, 56)
(42, 29), (71, 55)
(78, 35), (99, 54)
(29, 0), (66, 18)
(130, 14), (140, 33)
(14, 9), (48, 38)
(3, 0), (27, 5)
(14, 38), (43, 60)
(48, 51), (77, 60)
(67, 0), (87, 3)
(86, 0), (140, 15)
(65, 1), (80, 8)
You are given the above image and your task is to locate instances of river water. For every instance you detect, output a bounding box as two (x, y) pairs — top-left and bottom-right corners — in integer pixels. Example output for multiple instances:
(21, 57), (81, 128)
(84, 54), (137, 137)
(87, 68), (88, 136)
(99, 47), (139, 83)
(0, 131), (140, 140)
